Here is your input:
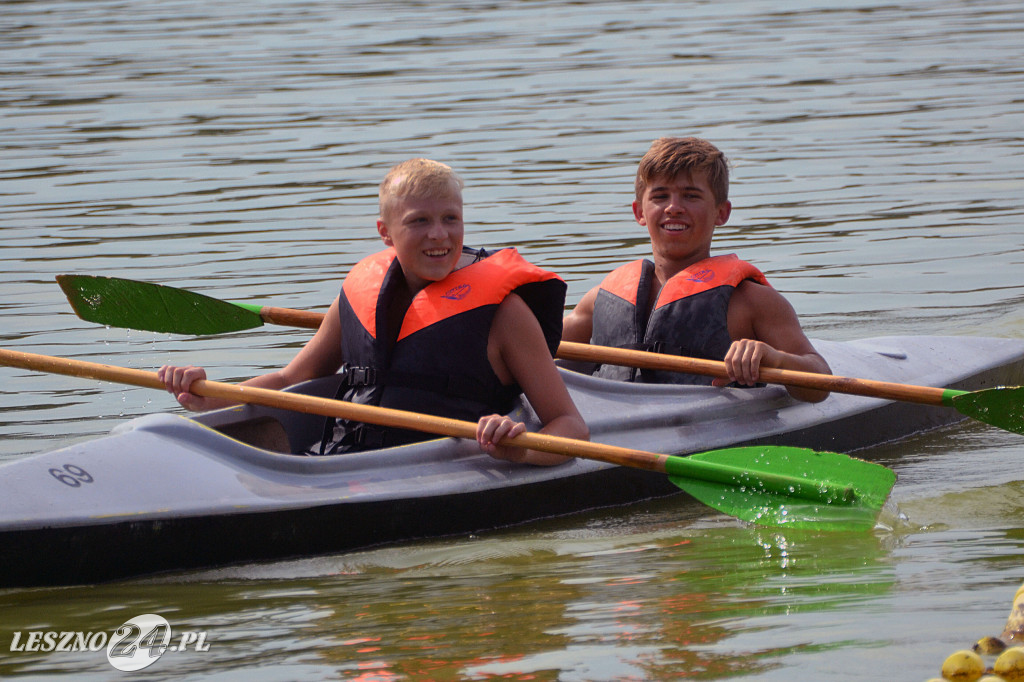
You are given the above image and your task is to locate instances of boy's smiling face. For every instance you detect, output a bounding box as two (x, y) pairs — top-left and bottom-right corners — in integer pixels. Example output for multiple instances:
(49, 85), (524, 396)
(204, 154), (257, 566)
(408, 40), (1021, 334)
(377, 188), (465, 293)
(633, 171), (731, 270)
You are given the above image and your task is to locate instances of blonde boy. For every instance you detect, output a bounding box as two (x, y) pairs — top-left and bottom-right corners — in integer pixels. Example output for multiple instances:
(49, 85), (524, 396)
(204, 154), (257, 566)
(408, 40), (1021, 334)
(162, 159), (587, 464)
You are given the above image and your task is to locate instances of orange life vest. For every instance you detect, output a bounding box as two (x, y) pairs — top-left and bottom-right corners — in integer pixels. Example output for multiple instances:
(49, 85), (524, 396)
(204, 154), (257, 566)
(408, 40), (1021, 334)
(320, 246), (565, 453)
(591, 254), (769, 384)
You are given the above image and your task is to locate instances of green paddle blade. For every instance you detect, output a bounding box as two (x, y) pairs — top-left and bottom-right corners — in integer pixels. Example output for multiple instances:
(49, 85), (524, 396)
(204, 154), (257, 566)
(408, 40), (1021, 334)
(668, 446), (896, 531)
(951, 387), (1024, 436)
(56, 275), (264, 335)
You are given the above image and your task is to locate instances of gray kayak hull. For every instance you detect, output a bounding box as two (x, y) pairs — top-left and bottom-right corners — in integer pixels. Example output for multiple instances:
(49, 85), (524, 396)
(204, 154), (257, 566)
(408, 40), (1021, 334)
(2, 335), (1022, 587)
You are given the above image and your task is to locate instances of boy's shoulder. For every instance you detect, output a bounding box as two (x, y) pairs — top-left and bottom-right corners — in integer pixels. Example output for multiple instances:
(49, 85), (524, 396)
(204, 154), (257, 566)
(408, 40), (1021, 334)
(728, 278), (799, 336)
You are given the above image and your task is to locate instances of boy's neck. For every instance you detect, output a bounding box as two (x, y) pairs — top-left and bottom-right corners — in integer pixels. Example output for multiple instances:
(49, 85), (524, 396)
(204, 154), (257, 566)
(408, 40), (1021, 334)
(651, 251), (710, 288)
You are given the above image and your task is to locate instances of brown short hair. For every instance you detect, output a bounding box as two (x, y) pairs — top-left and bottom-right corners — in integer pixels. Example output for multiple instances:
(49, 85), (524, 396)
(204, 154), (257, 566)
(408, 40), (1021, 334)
(635, 137), (729, 204)
(379, 158), (464, 218)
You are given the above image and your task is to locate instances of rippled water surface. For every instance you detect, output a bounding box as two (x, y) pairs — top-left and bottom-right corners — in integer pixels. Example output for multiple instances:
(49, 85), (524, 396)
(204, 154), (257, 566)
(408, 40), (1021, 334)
(2, 1), (1023, 680)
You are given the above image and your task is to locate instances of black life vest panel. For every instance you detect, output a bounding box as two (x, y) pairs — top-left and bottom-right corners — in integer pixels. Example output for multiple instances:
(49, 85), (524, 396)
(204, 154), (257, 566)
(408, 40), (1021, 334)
(320, 246), (565, 453)
(591, 254), (769, 384)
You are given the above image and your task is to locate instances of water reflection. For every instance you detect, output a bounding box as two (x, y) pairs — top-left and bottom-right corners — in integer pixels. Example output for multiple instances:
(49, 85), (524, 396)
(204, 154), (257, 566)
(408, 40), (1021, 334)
(0, 509), (898, 679)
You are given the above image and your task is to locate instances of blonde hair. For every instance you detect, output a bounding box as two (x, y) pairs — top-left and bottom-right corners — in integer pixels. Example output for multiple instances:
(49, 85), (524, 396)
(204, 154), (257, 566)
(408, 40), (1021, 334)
(379, 158), (464, 219)
(635, 137), (729, 205)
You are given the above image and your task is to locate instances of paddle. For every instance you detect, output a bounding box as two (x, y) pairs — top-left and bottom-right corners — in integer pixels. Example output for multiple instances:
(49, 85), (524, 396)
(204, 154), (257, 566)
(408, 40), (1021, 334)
(56, 274), (1024, 436)
(0, 347), (894, 531)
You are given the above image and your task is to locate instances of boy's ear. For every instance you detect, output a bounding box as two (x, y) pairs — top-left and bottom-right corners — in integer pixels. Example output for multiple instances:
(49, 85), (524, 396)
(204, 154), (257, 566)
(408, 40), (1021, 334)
(377, 218), (393, 245)
(715, 200), (732, 226)
(632, 200), (646, 226)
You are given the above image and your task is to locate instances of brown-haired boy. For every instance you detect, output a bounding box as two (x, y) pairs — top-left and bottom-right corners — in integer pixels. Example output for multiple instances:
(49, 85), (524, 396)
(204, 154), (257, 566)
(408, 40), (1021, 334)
(563, 137), (831, 402)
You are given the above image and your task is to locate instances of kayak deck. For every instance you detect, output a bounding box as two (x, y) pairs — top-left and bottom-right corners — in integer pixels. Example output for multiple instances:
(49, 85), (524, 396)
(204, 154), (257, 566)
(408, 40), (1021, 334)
(1, 335), (1022, 586)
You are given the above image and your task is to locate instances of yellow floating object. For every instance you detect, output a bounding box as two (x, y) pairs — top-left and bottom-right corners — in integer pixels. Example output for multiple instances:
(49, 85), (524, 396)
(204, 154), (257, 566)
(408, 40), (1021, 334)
(975, 636), (1007, 655)
(941, 649), (985, 682)
(994, 646), (1024, 681)
(1003, 585), (1024, 644)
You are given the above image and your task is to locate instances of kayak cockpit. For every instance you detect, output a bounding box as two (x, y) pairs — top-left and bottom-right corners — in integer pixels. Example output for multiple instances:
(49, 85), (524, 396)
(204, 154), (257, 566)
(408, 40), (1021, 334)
(189, 374), (347, 455)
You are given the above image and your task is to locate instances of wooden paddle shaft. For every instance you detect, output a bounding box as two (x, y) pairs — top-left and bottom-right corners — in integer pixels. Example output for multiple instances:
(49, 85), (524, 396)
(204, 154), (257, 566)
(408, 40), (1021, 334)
(556, 341), (953, 406)
(256, 306), (325, 329)
(0, 347), (674, 473)
(0, 347), (852, 503)
(252, 305), (951, 407)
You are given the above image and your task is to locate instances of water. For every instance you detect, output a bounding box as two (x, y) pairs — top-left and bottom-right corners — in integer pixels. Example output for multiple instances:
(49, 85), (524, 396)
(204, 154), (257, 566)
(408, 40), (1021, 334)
(2, 0), (1024, 679)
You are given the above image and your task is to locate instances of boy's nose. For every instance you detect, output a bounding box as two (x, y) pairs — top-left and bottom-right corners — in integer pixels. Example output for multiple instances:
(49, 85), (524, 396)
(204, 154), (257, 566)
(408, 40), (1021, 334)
(665, 197), (685, 214)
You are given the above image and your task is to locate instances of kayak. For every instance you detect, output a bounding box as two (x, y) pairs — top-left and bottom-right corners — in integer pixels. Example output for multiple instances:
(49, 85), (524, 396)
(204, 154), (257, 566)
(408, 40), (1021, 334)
(1, 335), (1022, 587)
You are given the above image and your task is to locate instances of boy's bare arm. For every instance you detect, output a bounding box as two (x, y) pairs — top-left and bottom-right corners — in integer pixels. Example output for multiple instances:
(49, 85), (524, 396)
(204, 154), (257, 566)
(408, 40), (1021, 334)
(264, 295), (346, 388)
(723, 280), (831, 402)
(561, 286), (599, 343)
(482, 294), (589, 465)
(160, 296), (346, 411)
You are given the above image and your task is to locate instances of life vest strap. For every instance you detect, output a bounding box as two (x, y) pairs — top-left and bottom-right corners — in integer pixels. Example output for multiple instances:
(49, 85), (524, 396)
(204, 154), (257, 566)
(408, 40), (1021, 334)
(339, 364), (518, 406)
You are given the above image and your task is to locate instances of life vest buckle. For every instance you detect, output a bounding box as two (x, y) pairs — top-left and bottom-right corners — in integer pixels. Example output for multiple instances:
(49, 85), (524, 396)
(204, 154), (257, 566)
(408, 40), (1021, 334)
(343, 366), (378, 387)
